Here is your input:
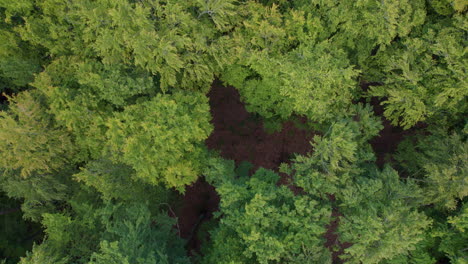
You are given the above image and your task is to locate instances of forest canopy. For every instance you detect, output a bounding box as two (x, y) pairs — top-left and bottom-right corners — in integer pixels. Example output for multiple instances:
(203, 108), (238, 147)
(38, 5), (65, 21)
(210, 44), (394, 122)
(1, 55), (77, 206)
(0, 0), (466, 263)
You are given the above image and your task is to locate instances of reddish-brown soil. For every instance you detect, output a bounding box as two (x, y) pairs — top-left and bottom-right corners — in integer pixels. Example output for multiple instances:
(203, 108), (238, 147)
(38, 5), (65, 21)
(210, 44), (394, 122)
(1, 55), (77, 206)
(174, 177), (219, 254)
(175, 81), (422, 261)
(205, 80), (315, 170)
(369, 97), (412, 168)
(324, 208), (352, 263)
(361, 82), (427, 168)
(175, 80), (317, 256)
(323, 195), (352, 264)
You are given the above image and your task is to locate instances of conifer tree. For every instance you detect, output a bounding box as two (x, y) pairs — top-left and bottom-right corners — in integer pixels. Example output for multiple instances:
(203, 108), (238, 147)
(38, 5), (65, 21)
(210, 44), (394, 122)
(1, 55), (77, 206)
(19, 201), (188, 264)
(106, 91), (213, 190)
(396, 129), (467, 210)
(366, 14), (467, 128)
(203, 159), (332, 264)
(338, 166), (431, 263)
(0, 91), (74, 177)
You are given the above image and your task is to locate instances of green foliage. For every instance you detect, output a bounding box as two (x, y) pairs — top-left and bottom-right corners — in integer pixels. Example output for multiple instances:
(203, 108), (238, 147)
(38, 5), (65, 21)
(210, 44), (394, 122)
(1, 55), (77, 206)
(367, 15), (467, 128)
(74, 159), (169, 204)
(221, 3), (361, 122)
(396, 129), (468, 209)
(0, 7), (43, 91)
(20, 201), (188, 264)
(0, 90), (78, 221)
(196, 0), (238, 30)
(437, 203), (468, 263)
(88, 203), (189, 264)
(287, 121), (360, 196)
(106, 91), (212, 190)
(301, 0), (426, 65)
(0, 27), (42, 90)
(74, 61), (158, 107)
(31, 58), (114, 161)
(428, 0), (468, 15)
(406, 204), (468, 264)
(0, 1), (466, 263)
(338, 166), (431, 263)
(283, 106), (382, 197)
(4, 0), (230, 93)
(203, 164), (332, 264)
(0, 170), (73, 222)
(19, 244), (68, 264)
(0, 91), (74, 177)
(0, 194), (39, 264)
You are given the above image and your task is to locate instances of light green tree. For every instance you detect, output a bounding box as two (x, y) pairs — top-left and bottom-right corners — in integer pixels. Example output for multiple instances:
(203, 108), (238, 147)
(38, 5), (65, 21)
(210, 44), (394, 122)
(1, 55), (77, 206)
(366, 14), (467, 128)
(338, 166), (431, 264)
(0, 90), (74, 178)
(203, 159), (332, 264)
(282, 105), (382, 198)
(106, 91), (213, 190)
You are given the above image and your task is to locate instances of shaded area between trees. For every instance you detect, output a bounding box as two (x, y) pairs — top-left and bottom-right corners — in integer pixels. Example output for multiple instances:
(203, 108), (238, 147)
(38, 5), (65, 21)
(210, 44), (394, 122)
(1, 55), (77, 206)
(174, 81), (429, 261)
(176, 80), (317, 256)
(362, 83), (427, 168)
(206, 80), (316, 170)
(0, 193), (43, 264)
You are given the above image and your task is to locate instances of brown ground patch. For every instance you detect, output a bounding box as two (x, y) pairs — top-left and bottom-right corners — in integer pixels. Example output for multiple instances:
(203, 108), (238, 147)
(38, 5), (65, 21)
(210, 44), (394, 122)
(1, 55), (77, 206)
(205, 80), (315, 170)
(362, 82), (426, 168)
(323, 195), (352, 264)
(174, 177), (219, 255)
(175, 80), (317, 256)
(176, 81), (422, 261)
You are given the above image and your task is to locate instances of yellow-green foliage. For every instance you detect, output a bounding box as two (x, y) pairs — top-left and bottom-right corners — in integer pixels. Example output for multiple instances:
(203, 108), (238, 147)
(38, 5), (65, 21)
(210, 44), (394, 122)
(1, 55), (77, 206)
(0, 0), (466, 263)
(106, 91), (213, 190)
(0, 91), (74, 177)
(203, 166), (332, 264)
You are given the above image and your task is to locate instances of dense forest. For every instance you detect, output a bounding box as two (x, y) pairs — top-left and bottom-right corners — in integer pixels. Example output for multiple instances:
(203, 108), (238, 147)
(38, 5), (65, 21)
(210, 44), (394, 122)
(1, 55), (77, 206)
(0, 0), (467, 263)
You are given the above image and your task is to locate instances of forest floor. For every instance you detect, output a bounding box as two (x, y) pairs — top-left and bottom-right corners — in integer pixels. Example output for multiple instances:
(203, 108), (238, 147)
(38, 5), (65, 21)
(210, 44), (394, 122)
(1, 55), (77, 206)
(175, 80), (317, 256)
(174, 81), (419, 262)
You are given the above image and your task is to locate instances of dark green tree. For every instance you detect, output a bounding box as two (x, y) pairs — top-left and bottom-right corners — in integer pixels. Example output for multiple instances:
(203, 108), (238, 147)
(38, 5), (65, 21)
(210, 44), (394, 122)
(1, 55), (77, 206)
(396, 129), (467, 209)
(19, 200), (188, 264)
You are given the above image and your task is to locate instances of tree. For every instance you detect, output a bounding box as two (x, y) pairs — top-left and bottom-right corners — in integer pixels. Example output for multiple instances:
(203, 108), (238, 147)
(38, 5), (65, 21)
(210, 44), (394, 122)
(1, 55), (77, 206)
(428, 0), (467, 15)
(366, 14), (467, 128)
(0, 90), (77, 220)
(31, 57), (115, 161)
(220, 2), (361, 122)
(295, 0), (426, 66)
(0, 1), (466, 263)
(282, 105), (382, 198)
(19, 244), (67, 264)
(337, 166), (431, 263)
(203, 159), (332, 264)
(3, 0), (232, 93)
(74, 158), (170, 206)
(0, 5), (43, 92)
(20, 200), (188, 264)
(0, 169), (73, 222)
(88, 203), (189, 264)
(396, 129), (467, 209)
(106, 91), (213, 190)
(0, 90), (75, 177)
(436, 203), (468, 263)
